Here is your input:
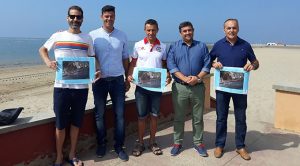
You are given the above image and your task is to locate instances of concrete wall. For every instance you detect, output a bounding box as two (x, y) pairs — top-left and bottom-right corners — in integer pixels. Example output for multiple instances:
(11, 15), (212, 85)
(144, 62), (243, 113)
(273, 84), (300, 133)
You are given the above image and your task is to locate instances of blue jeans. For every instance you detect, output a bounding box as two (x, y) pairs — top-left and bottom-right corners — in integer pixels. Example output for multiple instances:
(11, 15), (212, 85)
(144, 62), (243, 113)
(215, 90), (247, 149)
(92, 75), (125, 151)
(135, 86), (162, 118)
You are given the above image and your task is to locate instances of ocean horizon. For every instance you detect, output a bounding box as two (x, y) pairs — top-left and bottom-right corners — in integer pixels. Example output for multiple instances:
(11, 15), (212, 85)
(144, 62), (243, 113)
(0, 37), (139, 67)
(0, 37), (168, 67)
(3, 37), (287, 68)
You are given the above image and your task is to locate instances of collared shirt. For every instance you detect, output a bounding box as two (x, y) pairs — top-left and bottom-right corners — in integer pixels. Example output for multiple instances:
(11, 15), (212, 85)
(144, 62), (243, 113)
(132, 37), (167, 68)
(89, 27), (129, 78)
(167, 40), (211, 83)
(43, 30), (94, 89)
(210, 37), (257, 67)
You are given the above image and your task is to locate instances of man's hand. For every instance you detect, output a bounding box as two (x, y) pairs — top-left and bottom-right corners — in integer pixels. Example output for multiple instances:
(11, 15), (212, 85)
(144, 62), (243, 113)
(93, 71), (101, 83)
(127, 75), (134, 82)
(125, 80), (131, 92)
(186, 76), (198, 86)
(212, 62), (223, 69)
(165, 75), (172, 85)
(182, 76), (191, 83)
(46, 60), (57, 70)
(244, 63), (255, 71)
(244, 60), (259, 71)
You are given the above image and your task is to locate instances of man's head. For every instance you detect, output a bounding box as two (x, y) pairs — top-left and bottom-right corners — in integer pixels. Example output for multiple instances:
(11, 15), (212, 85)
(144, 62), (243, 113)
(179, 21), (194, 44)
(224, 18), (239, 42)
(144, 19), (159, 43)
(101, 5), (115, 31)
(67, 5), (83, 31)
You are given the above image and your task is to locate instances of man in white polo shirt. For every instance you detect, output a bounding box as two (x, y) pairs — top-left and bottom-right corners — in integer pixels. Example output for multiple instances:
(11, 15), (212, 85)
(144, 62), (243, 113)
(127, 19), (171, 157)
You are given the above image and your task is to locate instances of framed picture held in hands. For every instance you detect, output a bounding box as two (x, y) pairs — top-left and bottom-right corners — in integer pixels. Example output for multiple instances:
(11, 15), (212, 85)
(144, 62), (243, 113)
(56, 57), (95, 84)
(214, 67), (250, 94)
(132, 67), (167, 92)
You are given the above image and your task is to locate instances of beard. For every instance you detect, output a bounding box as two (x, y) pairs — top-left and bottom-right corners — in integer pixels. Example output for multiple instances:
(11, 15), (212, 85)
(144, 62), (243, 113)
(68, 20), (82, 30)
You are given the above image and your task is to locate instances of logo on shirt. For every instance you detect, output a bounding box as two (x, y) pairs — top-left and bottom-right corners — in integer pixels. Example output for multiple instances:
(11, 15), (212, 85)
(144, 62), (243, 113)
(140, 47), (145, 50)
(156, 46), (162, 52)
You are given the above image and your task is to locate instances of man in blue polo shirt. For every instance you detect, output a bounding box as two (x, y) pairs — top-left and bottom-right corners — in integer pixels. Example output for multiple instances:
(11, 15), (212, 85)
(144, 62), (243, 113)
(210, 18), (259, 160)
(167, 21), (211, 157)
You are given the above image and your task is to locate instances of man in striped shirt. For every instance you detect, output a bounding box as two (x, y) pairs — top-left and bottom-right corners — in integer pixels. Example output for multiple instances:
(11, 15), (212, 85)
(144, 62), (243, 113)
(39, 5), (97, 166)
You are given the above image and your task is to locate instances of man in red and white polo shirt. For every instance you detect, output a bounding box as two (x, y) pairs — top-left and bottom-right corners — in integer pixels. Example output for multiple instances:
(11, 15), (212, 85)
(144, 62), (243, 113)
(127, 19), (171, 157)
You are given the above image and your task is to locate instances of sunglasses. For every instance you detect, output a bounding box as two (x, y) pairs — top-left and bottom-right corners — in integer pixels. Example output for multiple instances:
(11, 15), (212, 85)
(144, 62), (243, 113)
(69, 15), (83, 20)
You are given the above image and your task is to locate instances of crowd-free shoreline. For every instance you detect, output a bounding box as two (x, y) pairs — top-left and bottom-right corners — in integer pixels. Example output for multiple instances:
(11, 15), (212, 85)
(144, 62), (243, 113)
(0, 47), (300, 124)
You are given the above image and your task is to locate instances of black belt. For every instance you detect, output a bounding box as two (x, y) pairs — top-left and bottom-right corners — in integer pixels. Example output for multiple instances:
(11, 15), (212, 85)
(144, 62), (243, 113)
(176, 81), (189, 86)
(175, 81), (203, 86)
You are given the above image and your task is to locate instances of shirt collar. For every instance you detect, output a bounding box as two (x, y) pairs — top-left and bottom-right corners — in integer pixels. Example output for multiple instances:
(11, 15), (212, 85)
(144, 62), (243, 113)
(144, 37), (160, 45)
(144, 37), (160, 52)
(101, 26), (115, 35)
(180, 39), (196, 46)
(222, 36), (241, 45)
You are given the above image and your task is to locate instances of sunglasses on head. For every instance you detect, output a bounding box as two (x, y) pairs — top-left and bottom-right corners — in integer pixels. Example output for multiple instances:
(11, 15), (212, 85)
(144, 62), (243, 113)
(69, 15), (83, 20)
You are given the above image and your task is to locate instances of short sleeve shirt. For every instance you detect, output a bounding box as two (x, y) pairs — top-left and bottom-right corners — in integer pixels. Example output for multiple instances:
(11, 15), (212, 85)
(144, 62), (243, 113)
(210, 37), (257, 67)
(132, 38), (167, 68)
(89, 27), (129, 78)
(43, 30), (94, 89)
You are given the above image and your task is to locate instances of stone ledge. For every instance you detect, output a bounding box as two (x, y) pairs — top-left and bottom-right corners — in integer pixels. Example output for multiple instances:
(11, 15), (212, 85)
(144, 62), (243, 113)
(273, 84), (300, 94)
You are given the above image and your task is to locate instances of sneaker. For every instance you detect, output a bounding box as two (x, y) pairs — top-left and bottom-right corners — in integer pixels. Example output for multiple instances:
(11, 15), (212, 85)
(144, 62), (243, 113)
(116, 149), (129, 161)
(96, 145), (106, 158)
(170, 144), (182, 156)
(194, 144), (208, 157)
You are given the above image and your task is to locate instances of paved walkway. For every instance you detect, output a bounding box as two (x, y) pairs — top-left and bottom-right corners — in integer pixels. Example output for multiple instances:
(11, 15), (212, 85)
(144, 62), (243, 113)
(76, 110), (300, 166)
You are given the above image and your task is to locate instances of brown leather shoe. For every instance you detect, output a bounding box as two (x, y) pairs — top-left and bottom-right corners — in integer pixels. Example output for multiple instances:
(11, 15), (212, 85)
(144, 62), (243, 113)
(236, 148), (251, 160)
(214, 147), (223, 158)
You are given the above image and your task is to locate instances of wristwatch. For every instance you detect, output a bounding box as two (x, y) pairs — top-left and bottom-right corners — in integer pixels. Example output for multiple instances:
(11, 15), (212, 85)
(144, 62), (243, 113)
(197, 76), (202, 83)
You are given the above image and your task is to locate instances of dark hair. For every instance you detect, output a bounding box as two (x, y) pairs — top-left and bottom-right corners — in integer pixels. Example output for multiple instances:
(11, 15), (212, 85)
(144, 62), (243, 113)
(179, 21), (194, 32)
(224, 18), (239, 28)
(102, 5), (115, 14)
(68, 5), (83, 16)
(144, 19), (159, 30)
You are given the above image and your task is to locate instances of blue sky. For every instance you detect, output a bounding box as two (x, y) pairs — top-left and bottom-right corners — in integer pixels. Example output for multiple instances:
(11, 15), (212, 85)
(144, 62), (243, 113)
(1, 0), (299, 44)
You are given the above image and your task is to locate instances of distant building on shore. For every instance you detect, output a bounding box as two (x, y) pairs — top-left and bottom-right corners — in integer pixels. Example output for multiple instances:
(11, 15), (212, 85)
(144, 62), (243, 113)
(266, 42), (286, 46)
(267, 42), (278, 46)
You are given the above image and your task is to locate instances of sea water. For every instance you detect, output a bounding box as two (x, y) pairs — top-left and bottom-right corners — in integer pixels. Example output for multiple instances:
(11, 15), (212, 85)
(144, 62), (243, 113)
(0, 37), (137, 68)
(0, 37), (48, 67)
(1, 37), (212, 68)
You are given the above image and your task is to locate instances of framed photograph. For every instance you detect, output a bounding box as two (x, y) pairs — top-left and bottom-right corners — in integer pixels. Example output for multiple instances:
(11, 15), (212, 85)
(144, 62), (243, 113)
(132, 67), (167, 92)
(214, 67), (250, 94)
(56, 57), (95, 84)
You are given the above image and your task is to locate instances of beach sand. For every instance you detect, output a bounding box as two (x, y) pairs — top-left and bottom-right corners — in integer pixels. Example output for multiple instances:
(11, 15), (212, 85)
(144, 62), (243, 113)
(0, 47), (299, 124)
